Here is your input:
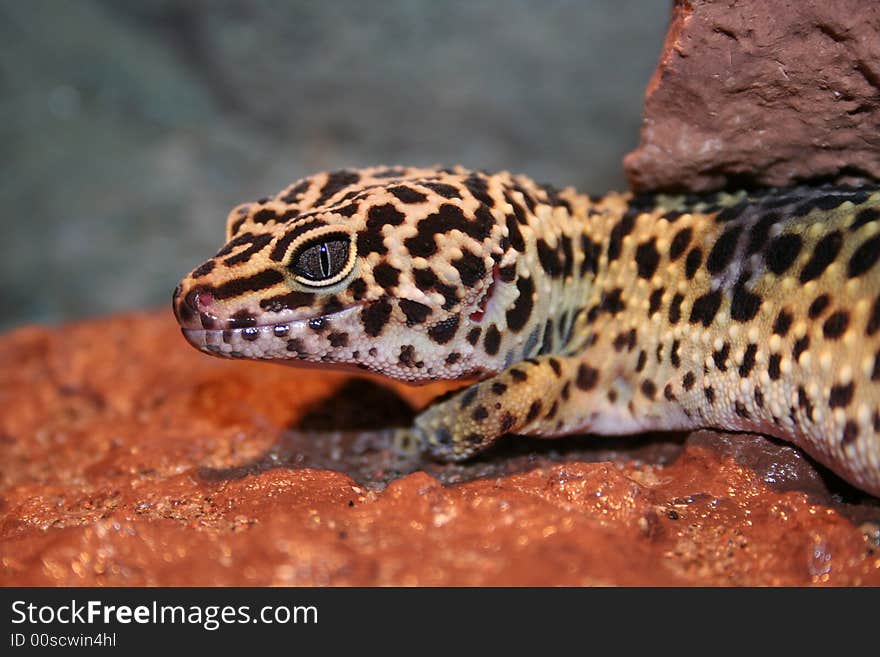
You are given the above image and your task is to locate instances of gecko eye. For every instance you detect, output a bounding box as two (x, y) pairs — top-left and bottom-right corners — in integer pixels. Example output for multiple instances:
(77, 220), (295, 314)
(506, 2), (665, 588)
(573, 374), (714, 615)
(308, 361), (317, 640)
(289, 234), (355, 286)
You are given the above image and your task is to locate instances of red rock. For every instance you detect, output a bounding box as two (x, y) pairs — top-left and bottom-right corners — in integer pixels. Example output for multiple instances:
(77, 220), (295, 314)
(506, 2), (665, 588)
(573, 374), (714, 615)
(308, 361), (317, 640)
(624, 0), (880, 192)
(0, 312), (877, 585)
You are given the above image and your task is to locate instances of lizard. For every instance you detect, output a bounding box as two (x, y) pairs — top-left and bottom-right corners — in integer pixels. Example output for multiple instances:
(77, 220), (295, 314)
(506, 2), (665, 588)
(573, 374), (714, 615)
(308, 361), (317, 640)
(173, 165), (880, 497)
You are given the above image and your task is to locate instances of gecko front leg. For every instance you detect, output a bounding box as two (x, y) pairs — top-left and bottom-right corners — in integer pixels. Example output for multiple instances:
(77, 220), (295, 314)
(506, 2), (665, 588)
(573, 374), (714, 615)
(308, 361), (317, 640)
(394, 355), (581, 460)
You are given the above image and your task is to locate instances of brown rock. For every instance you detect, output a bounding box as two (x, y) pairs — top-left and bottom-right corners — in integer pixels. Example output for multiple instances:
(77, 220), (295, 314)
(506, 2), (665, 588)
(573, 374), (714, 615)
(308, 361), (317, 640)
(624, 0), (880, 192)
(0, 311), (878, 585)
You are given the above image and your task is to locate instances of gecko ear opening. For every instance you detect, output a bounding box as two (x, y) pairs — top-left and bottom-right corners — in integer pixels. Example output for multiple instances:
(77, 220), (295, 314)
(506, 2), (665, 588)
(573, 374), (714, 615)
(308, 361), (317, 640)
(288, 233), (356, 287)
(469, 264), (501, 322)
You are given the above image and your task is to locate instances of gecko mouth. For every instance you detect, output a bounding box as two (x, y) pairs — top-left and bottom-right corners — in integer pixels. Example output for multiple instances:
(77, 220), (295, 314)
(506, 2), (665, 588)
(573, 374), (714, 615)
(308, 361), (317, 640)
(179, 303), (363, 359)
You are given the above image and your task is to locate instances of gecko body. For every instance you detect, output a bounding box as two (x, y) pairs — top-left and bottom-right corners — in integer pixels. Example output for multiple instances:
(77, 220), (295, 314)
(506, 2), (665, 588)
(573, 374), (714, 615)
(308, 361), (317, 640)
(173, 166), (880, 496)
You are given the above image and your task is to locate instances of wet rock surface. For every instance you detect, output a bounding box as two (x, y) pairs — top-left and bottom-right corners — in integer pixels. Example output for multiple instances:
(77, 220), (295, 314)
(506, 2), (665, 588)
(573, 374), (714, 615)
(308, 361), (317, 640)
(624, 0), (880, 192)
(1, 312), (877, 585)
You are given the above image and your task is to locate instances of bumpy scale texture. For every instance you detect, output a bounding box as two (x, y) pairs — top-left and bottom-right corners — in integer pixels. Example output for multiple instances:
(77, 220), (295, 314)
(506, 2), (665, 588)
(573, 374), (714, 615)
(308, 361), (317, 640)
(174, 166), (880, 496)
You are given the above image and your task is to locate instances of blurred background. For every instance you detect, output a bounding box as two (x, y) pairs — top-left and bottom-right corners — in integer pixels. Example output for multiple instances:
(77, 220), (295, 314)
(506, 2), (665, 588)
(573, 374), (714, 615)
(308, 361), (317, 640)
(1, 0), (669, 331)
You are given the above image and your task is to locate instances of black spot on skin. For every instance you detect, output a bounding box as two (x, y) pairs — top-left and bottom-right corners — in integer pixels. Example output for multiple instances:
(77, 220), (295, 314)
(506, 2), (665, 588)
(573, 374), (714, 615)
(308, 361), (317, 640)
(607, 210), (637, 261)
(452, 250), (487, 288)
(739, 343), (757, 377)
(398, 344), (416, 367)
(328, 332), (349, 348)
(669, 228), (692, 261)
(280, 179), (310, 204)
(260, 290), (315, 313)
(793, 336), (810, 362)
(823, 311), (849, 339)
(850, 207), (880, 232)
(671, 340), (681, 367)
(635, 240), (661, 279)
(669, 293), (684, 324)
(768, 354), (782, 380)
(612, 332), (629, 352)
(405, 204), (493, 259)
(580, 235), (601, 277)
(648, 287), (664, 316)
(600, 288), (625, 315)
(424, 182), (462, 199)
(484, 325), (501, 355)
(848, 235), (880, 278)
(286, 338), (306, 353)
(500, 413), (516, 433)
(492, 382), (507, 395)
(252, 208), (278, 224)
(867, 295), (880, 336)
(735, 402), (750, 419)
(576, 364), (599, 390)
(211, 269), (285, 301)
(829, 382), (855, 408)
(730, 282), (761, 323)
(842, 421), (858, 446)
(506, 276), (535, 332)
(445, 352), (460, 365)
(689, 289), (722, 327)
(427, 316), (459, 344)
(746, 213), (780, 255)
(536, 239), (563, 277)
(797, 386), (814, 421)
(505, 215), (526, 252)
(192, 260), (215, 278)
(773, 310), (793, 337)
(636, 350), (647, 372)
(715, 200), (747, 223)
(316, 170), (360, 205)
(228, 310), (257, 329)
(467, 327), (482, 346)
(754, 388), (764, 408)
(464, 174), (493, 207)
(655, 343), (663, 363)
(548, 358), (562, 377)
(510, 369), (528, 383)
(560, 382), (571, 401)
(704, 386), (715, 403)
(525, 400), (542, 423)
(399, 299), (432, 326)
(499, 265), (517, 282)
(800, 231), (843, 282)
(607, 389), (618, 403)
(640, 379), (656, 399)
(413, 267), (438, 291)
(350, 278), (368, 301)
(664, 384), (675, 401)
(545, 401), (559, 420)
(685, 248), (702, 280)
(472, 405), (489, 421)
(389, 185), (428, 204)
(712, 343), (730, 372)
(435, 427), (452, 445)
(766, 234), (802, 275)
(372, 263), (401, 290)
(361, 298), (393, 337)
(459, 386), (479, 408)
(808, 294), (830, 319)
(683, 371), (695, 390)
(707, 226), (742, 274)
(219, 233), (273, 267)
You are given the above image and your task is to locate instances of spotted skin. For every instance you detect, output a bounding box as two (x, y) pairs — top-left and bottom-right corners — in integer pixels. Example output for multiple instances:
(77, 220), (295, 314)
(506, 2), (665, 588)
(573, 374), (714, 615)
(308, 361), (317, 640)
(174, 167), (880, 497)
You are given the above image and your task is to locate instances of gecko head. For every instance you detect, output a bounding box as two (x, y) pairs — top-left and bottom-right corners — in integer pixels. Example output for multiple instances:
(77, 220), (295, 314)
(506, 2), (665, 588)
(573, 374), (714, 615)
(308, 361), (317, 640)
(172, 166), (533, 383)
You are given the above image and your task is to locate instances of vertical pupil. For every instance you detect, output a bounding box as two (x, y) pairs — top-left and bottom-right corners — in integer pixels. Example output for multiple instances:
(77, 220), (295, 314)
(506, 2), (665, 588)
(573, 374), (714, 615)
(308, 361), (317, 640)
(319, 242), (331, 277)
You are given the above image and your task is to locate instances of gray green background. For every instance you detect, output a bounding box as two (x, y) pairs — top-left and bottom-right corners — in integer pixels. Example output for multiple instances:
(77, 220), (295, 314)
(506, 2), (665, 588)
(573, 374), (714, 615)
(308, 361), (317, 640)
(1, 1), (668, 331)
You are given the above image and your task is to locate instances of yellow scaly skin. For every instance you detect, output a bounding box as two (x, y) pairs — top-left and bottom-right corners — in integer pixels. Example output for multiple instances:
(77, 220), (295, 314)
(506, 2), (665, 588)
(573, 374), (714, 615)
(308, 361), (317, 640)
(173, 166), (880, 496)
